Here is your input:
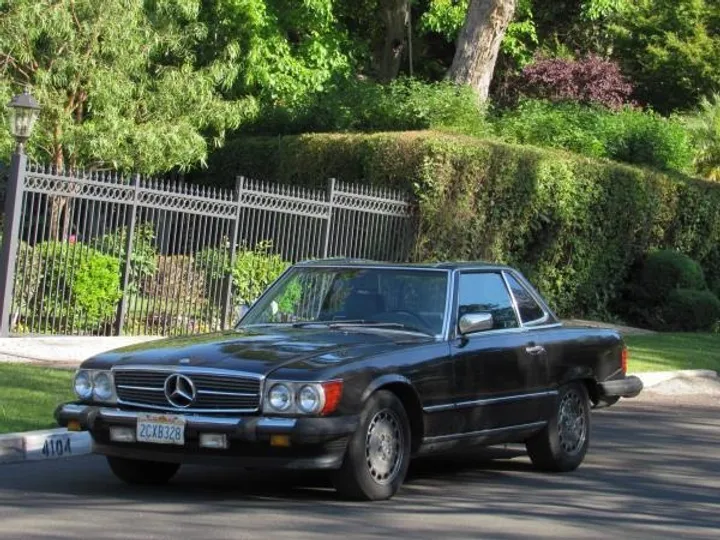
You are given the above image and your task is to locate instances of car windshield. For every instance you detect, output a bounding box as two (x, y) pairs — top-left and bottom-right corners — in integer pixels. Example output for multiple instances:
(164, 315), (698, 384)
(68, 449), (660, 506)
(239, 266), (450, 336)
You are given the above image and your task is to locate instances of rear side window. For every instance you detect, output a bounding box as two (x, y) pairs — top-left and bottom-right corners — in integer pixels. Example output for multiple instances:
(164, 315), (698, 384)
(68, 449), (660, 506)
(504, 273), (546, 324)
(457, 272), (519, 330)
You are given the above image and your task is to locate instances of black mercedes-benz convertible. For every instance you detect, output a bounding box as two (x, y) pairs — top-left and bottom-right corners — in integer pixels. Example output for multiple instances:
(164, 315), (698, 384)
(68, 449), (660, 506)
(56, 260), (642, 500)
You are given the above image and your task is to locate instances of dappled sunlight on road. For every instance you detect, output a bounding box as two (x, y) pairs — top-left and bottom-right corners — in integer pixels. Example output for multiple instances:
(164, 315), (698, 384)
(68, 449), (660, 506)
(0, 397), (718, 540)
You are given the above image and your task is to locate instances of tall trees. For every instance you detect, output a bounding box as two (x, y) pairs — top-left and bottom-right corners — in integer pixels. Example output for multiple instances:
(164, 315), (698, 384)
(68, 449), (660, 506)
(612, 0), (720, 113)
(0, 0), (351, 172)
(447, 0), (517, 101)
(0, 0), (353, 238)
(373, 0), (411, 82)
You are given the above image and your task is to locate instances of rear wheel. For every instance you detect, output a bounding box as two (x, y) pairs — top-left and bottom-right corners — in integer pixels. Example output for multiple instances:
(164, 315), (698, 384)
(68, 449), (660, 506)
(526, 382), (590, 472)
(107, 456), (180, 485)
(332, 390), (411, 501)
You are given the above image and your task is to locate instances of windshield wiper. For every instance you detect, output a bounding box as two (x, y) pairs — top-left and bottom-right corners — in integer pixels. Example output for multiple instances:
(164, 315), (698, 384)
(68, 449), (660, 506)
(327, 321), (434, 337)
(290, 319), (368, 328)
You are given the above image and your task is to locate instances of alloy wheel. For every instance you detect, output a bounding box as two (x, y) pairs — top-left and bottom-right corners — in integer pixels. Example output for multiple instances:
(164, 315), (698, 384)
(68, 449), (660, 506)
(365, 408), (404, 485)
(557, 389), (587, 455)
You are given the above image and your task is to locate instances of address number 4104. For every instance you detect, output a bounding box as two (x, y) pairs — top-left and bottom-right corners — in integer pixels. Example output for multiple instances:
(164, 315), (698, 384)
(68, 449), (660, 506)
(41, 436), (73, 458)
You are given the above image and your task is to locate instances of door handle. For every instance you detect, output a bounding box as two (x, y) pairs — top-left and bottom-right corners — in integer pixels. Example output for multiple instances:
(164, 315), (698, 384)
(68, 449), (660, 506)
(525, 345), (545, 355)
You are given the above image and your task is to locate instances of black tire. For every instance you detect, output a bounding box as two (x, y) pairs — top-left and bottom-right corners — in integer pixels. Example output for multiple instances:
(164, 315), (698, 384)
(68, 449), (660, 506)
(526, 382), (591, 472)
(107, 456), (180, 485)
(331, 390), (412, 501)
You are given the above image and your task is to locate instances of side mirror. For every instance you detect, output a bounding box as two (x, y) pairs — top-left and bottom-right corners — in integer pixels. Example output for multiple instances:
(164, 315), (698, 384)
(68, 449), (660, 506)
(458, 313), (494, 335)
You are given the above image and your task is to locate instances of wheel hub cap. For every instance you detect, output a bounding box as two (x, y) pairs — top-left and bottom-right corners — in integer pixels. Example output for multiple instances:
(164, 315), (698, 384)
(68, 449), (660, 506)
(558, 390), (587, 455)
(365, 409), (403, 485)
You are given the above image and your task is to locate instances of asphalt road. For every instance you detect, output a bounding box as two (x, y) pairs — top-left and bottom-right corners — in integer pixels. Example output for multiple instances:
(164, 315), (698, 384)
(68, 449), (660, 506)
(1, 392), (718, 540)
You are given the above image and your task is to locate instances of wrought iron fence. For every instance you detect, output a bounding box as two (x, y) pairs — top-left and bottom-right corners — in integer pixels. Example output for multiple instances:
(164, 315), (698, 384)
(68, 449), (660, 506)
(0, 162), (416, 337)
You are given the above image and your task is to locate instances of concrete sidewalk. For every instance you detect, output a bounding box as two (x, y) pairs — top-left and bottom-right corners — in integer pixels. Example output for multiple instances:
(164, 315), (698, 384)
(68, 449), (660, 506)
(0, 336), (162, 367)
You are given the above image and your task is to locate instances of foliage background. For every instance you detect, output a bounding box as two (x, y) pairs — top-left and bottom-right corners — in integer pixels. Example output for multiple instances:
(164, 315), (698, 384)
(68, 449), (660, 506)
(202, 131), (720, 320)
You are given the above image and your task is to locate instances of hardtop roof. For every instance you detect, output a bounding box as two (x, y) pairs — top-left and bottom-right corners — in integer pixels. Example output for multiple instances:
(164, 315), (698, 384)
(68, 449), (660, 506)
(294, 258), (514, 272)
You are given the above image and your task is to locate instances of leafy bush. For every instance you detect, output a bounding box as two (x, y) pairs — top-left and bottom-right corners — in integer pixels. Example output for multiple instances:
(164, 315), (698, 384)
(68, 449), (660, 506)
(243, 77), (491, 138)
(619, 249), (711, 330)
(10, 243), (44, 332)
(639, 250), (707, 299)
(196, 241), (290, 309)
(602, 109), (696, 173)
(208, 131), (720, 319)
(518, 55), (634, 110)
(98, 222), (158, 291)
(612, 0), (720, 113)
(495, 100), (608, 159)
(495, 100), (694, 173)
(34, 242), (122, 332)
(662, 289), (720, 332)
(233, 243), (289, 306)
(72, 253), (123, 328)
(683, 93), (720, 182)
(141, 255), (206, 305)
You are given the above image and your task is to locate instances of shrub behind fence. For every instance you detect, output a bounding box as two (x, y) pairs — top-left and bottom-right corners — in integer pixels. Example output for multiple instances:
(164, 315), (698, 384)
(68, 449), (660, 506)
(0, 163), (416, 336)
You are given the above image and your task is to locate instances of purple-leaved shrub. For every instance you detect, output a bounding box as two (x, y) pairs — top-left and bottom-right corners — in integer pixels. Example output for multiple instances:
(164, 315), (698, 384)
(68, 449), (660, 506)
(519, 55), (634, 110)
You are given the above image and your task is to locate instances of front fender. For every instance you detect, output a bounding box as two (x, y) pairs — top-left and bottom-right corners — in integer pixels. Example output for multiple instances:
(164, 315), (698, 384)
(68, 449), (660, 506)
(360, 373), (418, 403)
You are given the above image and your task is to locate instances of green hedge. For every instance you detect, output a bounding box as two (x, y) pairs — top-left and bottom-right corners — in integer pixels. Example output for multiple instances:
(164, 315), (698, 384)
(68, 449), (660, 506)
(192, 131), (720, 319)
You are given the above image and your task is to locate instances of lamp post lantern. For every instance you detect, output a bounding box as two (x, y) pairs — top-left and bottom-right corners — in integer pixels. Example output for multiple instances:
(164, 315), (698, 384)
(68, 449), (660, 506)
(0, 88), (41, 335)
(7, 88), (41, 153)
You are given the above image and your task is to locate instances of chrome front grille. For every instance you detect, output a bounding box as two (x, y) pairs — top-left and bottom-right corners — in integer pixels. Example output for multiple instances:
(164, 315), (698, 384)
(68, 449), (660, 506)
(113, 369), (262, 412)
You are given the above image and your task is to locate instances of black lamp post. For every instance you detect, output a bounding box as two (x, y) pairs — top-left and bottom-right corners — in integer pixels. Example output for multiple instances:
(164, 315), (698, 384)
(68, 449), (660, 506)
(0, 88), (41, 336)
(7, 88), (41, 153)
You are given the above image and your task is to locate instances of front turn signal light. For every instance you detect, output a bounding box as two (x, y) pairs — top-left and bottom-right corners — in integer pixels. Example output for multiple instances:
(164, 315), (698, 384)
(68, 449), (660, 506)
(320, 380), (343, 415)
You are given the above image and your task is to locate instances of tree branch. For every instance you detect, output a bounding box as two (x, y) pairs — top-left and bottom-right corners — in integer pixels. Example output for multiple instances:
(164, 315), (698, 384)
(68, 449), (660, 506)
(0, 53), (35, 80)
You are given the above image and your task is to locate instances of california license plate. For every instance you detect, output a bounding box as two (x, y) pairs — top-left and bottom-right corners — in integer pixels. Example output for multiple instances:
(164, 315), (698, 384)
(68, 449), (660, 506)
(136, 413), (186, 445)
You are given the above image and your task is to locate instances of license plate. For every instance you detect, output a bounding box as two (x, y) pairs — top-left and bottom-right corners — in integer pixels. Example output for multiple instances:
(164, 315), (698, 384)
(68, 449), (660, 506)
(136, 413), (186, 445)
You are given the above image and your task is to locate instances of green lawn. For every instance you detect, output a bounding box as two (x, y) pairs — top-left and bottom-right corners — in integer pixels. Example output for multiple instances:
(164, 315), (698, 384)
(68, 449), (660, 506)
(625, 333), (720, 373)
(0, 364), (74, 434)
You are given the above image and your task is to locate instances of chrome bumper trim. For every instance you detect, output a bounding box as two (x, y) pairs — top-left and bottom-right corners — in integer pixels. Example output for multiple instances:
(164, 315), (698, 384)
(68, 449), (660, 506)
(257, 418), (297, 428)
(58, 405), (298, 430)
(60, 404), (90, 415)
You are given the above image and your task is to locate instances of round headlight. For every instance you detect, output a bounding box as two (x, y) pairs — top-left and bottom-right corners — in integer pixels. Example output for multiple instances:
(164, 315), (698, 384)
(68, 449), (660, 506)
(93, 371), (114, 401)
(74, 371), (93, 399)
(297, 385), (322, 414)
(268, 384), (292, 411)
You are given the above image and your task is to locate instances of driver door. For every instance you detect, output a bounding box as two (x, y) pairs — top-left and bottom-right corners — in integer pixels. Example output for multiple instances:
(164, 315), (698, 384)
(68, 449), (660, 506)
(450, 271), (541, 435)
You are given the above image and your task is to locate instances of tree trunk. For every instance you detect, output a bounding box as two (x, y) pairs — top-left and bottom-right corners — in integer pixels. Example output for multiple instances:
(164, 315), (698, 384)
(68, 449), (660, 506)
(48, 128), (68, 241)
(447, 0), (516, 101)
(373, 0), (410, 82)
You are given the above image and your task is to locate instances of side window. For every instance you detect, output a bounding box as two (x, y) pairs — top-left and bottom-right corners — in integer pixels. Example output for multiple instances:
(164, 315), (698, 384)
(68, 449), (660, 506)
(504, 273), (546, 324)
(457, 273), (519, 330)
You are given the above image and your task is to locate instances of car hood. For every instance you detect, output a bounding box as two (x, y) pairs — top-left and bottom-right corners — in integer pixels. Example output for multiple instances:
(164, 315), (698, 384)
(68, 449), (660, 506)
(83, 326), (430, 376)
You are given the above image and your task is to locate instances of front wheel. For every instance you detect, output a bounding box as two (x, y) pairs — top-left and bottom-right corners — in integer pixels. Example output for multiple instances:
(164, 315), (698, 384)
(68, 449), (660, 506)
(107, 456), (180, 485)
(331, 390), (411, 501)
(526, 382), (591, 472)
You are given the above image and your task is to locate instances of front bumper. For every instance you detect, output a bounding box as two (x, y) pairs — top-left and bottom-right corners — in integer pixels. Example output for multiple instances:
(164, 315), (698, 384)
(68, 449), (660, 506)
(55, 403), (358, 470)
(598, 375), (643, 399)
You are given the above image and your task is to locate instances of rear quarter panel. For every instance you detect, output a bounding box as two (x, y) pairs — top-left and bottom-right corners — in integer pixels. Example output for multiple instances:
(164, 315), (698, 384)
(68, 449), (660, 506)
(540, 326), (625, 389)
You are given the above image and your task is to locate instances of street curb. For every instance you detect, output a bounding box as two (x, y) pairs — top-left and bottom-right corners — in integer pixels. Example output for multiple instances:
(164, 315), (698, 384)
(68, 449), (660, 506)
(630, 369), (719, 389)
(0, 428), (91, 465)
